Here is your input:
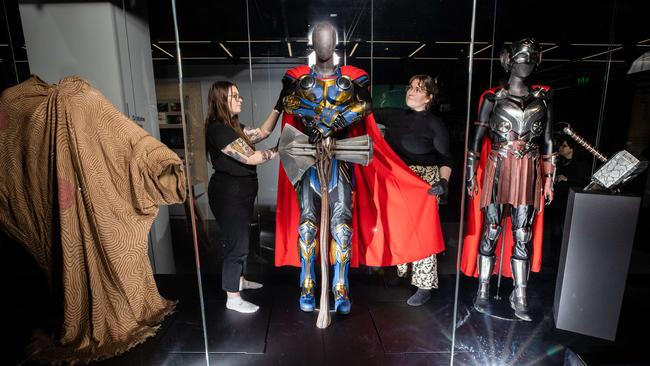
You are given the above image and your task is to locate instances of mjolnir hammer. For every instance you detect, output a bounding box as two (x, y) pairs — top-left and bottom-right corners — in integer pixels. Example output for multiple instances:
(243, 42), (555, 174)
(561, 123), (648, 191)
(278, 124), (373, 328)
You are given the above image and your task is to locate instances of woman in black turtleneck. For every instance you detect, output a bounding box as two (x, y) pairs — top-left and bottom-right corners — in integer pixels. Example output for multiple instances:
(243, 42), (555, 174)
(374, 75), (452, 306)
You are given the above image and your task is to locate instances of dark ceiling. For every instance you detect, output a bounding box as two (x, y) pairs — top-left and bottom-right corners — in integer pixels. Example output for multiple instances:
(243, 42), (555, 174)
(3, 0), (650, 88)
(144, 0), (650, 86)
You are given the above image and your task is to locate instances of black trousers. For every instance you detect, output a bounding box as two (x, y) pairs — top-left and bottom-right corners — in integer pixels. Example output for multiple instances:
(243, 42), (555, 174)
(208, 172), (258, 292)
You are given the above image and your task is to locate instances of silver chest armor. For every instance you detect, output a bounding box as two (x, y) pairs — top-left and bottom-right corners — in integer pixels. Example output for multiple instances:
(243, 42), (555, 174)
(489, 88), (548, 142)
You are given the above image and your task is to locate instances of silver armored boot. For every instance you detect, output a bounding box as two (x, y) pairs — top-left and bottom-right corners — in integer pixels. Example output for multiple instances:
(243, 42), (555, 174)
(510, 258), (532, 321)
(474, 254), (495, 313)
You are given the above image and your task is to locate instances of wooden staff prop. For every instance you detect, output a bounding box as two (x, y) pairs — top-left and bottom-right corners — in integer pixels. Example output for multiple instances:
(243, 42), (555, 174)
(278, 125), (373, 328)
(315, 139), (333, 329)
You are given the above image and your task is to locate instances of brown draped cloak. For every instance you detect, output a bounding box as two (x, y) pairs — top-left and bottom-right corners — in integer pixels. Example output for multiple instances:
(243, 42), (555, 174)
(0, 76), (186, 364)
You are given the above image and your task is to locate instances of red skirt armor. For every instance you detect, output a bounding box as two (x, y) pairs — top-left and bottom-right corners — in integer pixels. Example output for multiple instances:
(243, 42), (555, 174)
(480, 140), (542, 212)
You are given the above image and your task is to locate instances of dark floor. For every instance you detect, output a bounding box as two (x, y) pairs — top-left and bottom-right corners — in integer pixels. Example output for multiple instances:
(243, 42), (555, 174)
(6, 217), (650, 366)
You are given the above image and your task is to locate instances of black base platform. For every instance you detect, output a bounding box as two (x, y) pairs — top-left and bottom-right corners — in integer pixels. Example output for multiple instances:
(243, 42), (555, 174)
(6, 223), (650, 366)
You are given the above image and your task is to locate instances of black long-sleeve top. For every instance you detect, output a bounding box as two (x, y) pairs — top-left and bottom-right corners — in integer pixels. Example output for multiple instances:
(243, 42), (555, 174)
(373, 107), (453, 167)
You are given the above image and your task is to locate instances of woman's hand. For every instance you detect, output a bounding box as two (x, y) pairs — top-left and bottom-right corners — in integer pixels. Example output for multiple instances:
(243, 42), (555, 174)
(544, 178), (554, 205)
(428, 178), (448, 196)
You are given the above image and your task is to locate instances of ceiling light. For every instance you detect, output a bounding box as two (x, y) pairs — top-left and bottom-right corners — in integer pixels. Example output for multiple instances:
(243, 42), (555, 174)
(582, 59), (625, 63)
(158, 40), (212, 44)
(350, 43), (359, 57)
(152, 43), (174, 58)
(226, 40), (282, 43)
(580, 46), (623, 60)
(414, 57), (458, 60)
(473, 44), (492, 55)
(183, 57), (228, 60)
(542, 45), (559, 53)
(436, 41), (489, 45)
(369, 40), (420, 44)
(408, 43), (426, 58)
(570, 43), (623, 47)
(357, 57), (401, 60)
(219, 42), (234, 58)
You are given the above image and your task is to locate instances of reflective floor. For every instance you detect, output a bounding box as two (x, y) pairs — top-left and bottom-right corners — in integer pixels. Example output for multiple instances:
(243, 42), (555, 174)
(6, 223), (650, 366)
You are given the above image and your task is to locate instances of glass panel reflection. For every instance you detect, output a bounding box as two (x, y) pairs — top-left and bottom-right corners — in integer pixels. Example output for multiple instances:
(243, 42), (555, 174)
(451, 0), (648, 365)
(183, 0), (472, 364)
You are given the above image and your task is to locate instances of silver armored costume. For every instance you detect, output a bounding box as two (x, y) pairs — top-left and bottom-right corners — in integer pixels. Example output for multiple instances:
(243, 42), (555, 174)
(466, 38), (556, 321)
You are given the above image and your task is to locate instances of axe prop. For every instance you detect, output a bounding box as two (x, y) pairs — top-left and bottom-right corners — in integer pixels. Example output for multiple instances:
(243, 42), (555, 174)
(278, 124), (373, 328)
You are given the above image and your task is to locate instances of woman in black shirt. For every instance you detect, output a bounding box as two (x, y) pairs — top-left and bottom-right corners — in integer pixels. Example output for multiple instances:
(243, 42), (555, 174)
(205, 81), (281, 313)
(374, 75), (452, 306)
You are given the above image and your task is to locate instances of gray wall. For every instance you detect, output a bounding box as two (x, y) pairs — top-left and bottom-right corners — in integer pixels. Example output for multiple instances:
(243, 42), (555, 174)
(180, 64), (293, 219)
(20, 2), (176, 274)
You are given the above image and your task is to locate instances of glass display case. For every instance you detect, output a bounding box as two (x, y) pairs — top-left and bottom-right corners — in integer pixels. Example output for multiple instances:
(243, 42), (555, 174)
(3, 0), (648, 365)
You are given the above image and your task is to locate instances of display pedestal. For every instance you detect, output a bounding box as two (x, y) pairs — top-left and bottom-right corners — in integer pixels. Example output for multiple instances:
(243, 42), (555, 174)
(553, 189), (640, 341)
(473, 295), (520, 321)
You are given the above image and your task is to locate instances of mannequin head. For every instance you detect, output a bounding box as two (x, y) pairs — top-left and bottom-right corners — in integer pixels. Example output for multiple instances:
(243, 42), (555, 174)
(500, 38), (541, 75)
(510, 63), (536, 79)
(310, 22), (337, 63)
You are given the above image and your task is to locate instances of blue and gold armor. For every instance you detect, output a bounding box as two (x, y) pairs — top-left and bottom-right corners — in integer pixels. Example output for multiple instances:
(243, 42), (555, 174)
(282, 66), (370, 314)
(283, 68), (369, 143)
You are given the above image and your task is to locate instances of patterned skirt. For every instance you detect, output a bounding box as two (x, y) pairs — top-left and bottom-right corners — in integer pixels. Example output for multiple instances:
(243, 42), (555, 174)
(396, 165), (440, 290)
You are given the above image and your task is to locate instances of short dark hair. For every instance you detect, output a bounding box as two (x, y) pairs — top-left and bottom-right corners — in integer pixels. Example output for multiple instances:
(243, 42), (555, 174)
(558, 136), (576, 149)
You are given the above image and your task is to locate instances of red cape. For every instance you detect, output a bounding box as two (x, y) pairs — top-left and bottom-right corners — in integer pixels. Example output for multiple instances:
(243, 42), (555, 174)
(459, 86), (548, 278)
(275, 65), (445, 267)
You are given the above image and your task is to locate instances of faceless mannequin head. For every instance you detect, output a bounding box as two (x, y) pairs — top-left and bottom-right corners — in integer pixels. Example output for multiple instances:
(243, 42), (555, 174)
(500, 38), (541, 75)
(311, 22), (337, 63)
(510, 63), (536, 79)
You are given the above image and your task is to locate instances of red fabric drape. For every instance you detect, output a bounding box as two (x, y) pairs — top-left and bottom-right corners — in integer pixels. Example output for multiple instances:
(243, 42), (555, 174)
(274, 66), (445, 267)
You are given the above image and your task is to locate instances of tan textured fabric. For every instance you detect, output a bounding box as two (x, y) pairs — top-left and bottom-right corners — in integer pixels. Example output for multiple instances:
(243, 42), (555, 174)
(0, 76), (186, 364)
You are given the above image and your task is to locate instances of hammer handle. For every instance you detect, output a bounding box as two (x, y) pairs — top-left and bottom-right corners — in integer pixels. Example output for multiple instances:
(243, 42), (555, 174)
(563, 126), (608, 162)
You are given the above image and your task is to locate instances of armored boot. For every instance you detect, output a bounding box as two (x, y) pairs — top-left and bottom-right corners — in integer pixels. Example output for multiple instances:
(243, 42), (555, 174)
(510, 258), (532, 321)
(332, 224), (352, 314)
(474, 254), (495, 313)
(298, 222), (318, 312)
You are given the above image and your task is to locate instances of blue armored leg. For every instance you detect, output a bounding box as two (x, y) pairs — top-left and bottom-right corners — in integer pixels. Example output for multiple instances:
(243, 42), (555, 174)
(331, 223), (352, 314)
(329, 160), (354, 314)
(298, 221), (318, 312)
(297, 170), (320, 312)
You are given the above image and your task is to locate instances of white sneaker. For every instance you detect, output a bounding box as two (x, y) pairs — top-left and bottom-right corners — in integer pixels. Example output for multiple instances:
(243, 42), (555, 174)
(239, 278), (263, 291)
(226, 298), (259, 313)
